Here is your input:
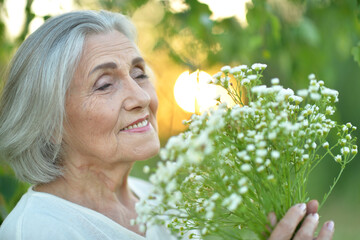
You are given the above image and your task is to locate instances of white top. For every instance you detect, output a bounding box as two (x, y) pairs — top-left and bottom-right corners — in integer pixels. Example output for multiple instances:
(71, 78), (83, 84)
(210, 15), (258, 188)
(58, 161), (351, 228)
(0, 177), (177, 240)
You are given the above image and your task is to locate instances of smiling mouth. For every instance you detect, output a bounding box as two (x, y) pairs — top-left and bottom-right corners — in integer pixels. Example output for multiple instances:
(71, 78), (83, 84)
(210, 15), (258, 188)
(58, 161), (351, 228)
(121, 118), (149, 131)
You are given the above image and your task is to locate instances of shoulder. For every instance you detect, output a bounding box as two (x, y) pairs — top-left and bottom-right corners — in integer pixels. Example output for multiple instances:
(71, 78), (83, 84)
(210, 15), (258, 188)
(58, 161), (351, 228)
(0, 188), (85, 240)
(0, 187), (147, 240)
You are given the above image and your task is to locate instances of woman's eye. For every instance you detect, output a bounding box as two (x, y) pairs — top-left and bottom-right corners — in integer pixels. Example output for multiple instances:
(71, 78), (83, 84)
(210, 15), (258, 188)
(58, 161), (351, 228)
(136, 74), (149, 79)
(97, 83), (112, 91)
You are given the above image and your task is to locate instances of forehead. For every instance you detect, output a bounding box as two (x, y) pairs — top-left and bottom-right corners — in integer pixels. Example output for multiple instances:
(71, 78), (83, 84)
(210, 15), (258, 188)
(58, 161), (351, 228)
(78, 31), (140, 73)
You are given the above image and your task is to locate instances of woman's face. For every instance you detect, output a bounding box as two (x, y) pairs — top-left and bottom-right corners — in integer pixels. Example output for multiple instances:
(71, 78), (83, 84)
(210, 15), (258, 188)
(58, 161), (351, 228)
(63, 31), (160, 166)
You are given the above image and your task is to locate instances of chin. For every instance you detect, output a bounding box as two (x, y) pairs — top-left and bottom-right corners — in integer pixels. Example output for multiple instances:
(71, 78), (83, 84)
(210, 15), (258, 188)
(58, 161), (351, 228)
(130, 138), (160, 162)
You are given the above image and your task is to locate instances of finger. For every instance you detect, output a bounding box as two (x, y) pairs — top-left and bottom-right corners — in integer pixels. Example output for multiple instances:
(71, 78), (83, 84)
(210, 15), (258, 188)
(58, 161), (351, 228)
(269, 203), (307, 240)
(306, 200), (319, 215)
(268, 212), (277, 227)
(316, 221), (335, 240)
(293, 213), (319, 240)
(265, 212), (277, 235)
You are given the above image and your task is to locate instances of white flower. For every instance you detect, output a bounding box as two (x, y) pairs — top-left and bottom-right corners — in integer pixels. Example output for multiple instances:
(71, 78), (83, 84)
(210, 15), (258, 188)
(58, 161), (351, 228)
(246, 144), (255, 152)
(230, 66), (244, 75)
(139, 224), (146, 233)
(238, 65), (248, 71)
(159, 149), (168, 160)
(237, 132), (245, 139)
(276, 88), (294, 101)
(251, 63), (267, 71)
(292, 96), (303, 104)
(257, 165), (265, 172)
(136, 64), (353, 237)
(205, 210), (214, 219)
(221, 65), (231, 73)
(256, 149), (267, 157)
(310, 93), (321, 101)
(342, 125), (348, 132)
(222, 193), (242, 211)
(222, 148), (230, 156)
(297, 89), (308, 97)
(238, 177), (247, 186)
(268, 131), (277, 140)
(201, 227), (208, 235)
(130, 219), (136, 226)
(255, 157), (263, 164)
(265, 159), (271, 166)
(257, 141), (267, 148)
(308, 73), (316, 80)
(239, 186), (248, 194)
(302, 154), (309, 161)
(241, 163), (252, 172)
(221, 76), (230, 88)
(166, 179), (177, 193)
(210, 193), (220, 201)
(271, 150), (280, 159)
(173, 191), (182, 202)
(267, 175), (274, 180)
(251, 85), (268, 95)
(341, 147), (350, 155)
(212, 72), (222, 81)
(321, 87), (339, 102)
(334, 155), (342, 163)
(271, 78), (280, 85)
(241, 78), (250, 86)
(309, 84), (319, 92)
(326, 106), (335, 115)
(143, 165), (150, 174)
(247, 75), (257, 81)
(237, 150), (247, 159)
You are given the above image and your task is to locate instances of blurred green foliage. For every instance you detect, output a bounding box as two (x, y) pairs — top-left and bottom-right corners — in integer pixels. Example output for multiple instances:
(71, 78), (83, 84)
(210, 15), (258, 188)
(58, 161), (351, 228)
(0, 0), (359, 238)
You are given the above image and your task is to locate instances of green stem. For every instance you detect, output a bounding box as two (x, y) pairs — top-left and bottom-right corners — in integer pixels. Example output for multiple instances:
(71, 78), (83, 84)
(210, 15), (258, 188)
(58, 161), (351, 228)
(319, 165), (345, 209)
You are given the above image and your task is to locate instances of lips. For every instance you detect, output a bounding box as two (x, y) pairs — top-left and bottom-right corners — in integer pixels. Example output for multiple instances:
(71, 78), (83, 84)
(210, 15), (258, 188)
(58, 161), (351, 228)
(121, 117), (149, 131)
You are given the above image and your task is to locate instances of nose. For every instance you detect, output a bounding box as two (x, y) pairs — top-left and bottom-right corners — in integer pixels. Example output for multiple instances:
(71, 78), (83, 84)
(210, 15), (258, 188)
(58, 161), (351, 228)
(122, 77), (151, 111)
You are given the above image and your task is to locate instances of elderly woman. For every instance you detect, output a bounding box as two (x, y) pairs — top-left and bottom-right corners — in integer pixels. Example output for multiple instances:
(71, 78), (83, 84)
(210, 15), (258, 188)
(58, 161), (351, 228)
(0, 10), (334, 240)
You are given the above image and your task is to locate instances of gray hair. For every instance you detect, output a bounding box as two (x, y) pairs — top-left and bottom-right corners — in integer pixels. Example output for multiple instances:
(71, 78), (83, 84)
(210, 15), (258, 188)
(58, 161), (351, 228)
(0, 10), (137, 184)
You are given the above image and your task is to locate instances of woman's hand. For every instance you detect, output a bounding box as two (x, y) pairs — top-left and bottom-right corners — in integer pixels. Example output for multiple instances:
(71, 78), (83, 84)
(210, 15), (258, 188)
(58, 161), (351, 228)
(268, 200), (334, 240)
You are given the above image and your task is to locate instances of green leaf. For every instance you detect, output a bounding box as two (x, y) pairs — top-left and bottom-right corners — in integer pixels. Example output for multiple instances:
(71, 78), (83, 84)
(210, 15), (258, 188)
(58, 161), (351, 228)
(0, 175), (19, 203)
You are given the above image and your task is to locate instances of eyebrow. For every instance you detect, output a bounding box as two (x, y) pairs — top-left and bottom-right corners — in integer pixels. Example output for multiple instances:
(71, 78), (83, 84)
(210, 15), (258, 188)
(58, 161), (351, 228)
(132, 57), (145, 66)
(88, 57), (146, 77)
(89, 62), (117, 76)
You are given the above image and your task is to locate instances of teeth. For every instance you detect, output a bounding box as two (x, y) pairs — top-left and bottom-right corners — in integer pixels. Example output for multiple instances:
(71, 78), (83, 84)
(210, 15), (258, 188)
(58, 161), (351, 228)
(122, 119), (148, 131)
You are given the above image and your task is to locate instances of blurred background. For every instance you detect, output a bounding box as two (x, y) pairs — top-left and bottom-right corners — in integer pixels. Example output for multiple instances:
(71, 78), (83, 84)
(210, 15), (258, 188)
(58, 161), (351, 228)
(0, 0), (359, 238)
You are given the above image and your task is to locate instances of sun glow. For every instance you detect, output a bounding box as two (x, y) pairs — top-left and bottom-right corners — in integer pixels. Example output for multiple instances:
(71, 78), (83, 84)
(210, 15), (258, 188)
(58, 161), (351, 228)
(198, 0), (252, 27)
(174, 70), (233, 114)
(2, 0), (74, 38)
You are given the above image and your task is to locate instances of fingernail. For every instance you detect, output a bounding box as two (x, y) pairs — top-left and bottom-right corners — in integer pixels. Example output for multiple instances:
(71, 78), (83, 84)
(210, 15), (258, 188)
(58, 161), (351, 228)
(310, 213), (319, 221)
(326, 221), (334, 231)
(298, 203), (306, 212)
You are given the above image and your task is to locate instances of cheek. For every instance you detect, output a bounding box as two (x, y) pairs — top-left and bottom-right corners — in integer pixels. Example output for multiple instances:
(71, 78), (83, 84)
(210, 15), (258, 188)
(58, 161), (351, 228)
(148, 88), (158, 115)
(65, 97), (118, 141)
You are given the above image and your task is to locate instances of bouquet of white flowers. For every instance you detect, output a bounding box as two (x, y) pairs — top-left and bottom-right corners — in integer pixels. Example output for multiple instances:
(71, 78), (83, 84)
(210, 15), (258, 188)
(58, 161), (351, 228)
(135, 64), (357, 239)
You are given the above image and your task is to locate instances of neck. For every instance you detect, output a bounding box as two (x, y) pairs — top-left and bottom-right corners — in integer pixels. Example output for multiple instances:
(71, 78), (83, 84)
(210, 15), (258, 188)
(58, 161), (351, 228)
(35, 158), (143, 235)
